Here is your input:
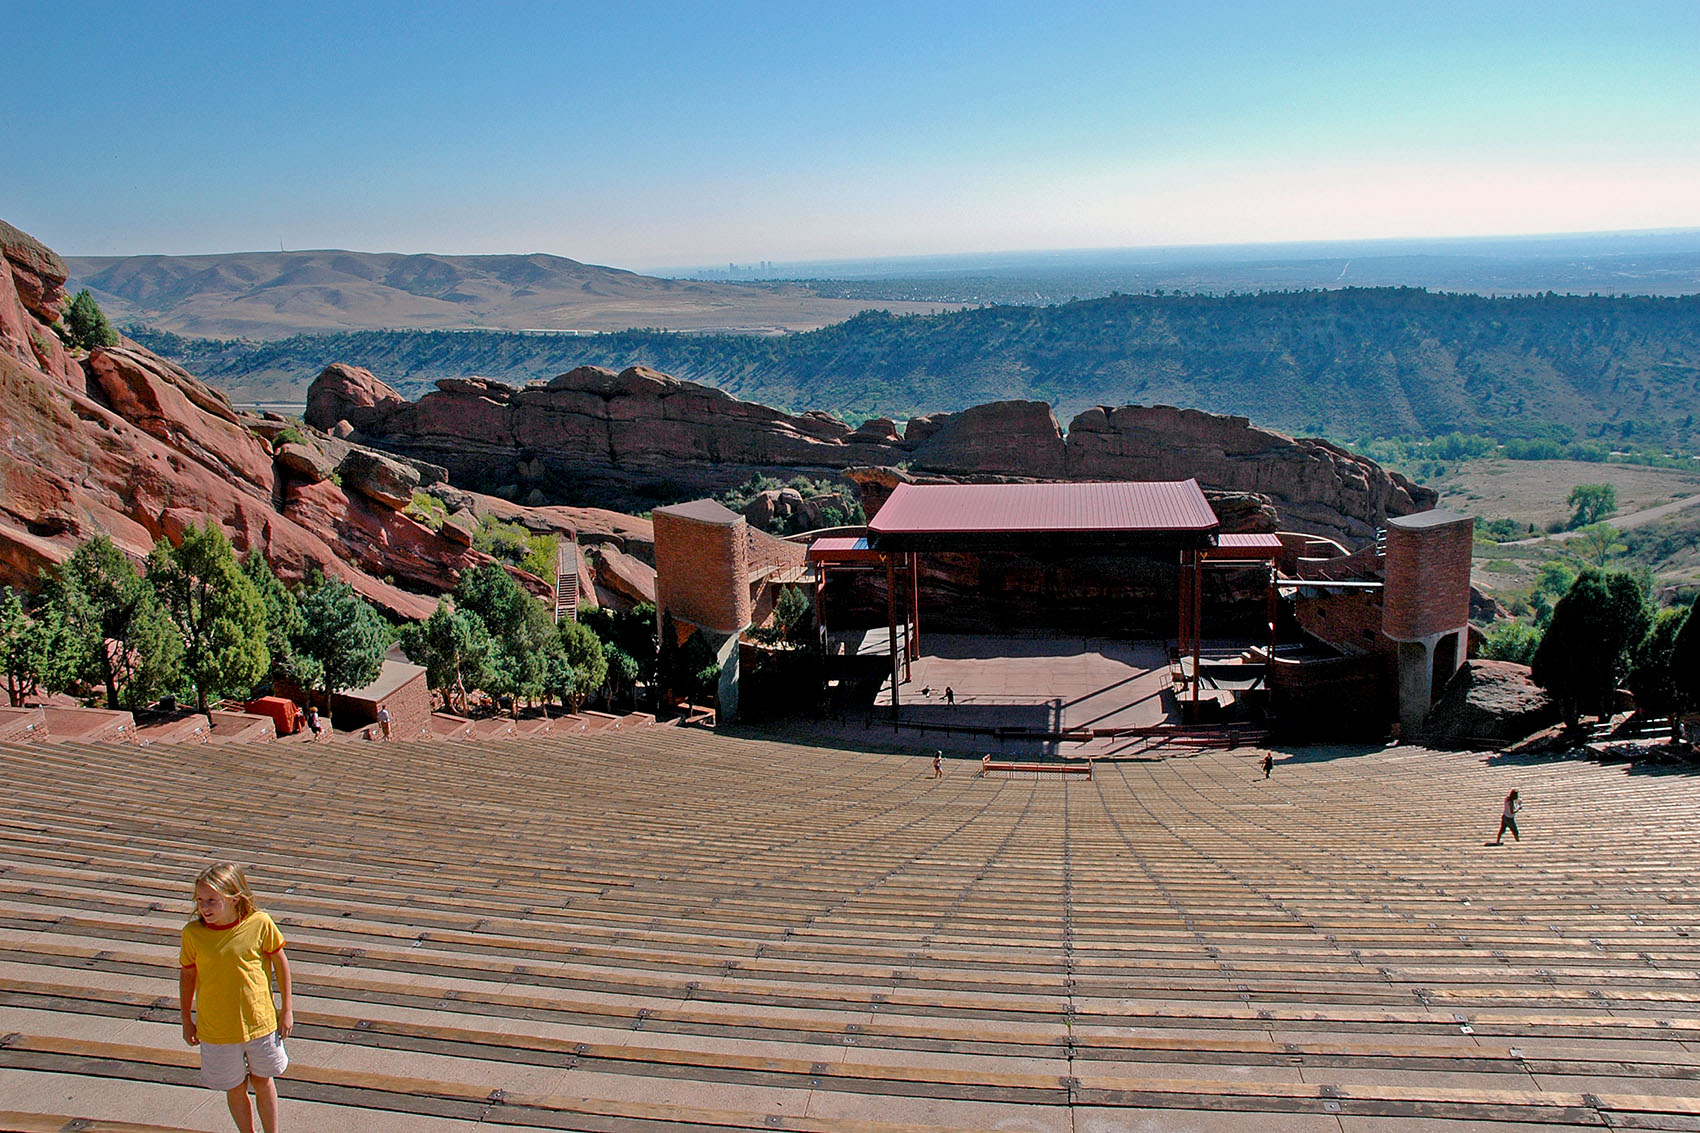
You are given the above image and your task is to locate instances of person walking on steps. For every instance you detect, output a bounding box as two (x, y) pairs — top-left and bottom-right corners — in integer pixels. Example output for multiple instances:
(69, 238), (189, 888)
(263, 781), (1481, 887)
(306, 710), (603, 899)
(180, 862), (293, 1133)
(932, 750), (943, 778)
(1494, 789), (1522, 844)
(1261, 753), (1273, 779)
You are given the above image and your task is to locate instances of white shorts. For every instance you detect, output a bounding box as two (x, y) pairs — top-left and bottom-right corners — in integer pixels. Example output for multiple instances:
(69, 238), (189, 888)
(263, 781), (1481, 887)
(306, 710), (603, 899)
(200, 1030), (288, 1091)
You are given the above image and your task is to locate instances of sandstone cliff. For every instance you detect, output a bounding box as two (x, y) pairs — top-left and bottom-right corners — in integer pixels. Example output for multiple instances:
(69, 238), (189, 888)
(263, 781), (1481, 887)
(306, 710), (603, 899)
(308, 364), (1433, 543)
(0, 219), (658, 617)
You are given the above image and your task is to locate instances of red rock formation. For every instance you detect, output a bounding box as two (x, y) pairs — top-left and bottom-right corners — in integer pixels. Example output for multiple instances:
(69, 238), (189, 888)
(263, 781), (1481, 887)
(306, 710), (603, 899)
(305, 363), (408, 432)
(1066, 404), (1433, 542)
(0, 219), (497, 619)
(0, 219), (80, 389)
(1422, 659), (1559, 750)
(309, 364), (1431, 545)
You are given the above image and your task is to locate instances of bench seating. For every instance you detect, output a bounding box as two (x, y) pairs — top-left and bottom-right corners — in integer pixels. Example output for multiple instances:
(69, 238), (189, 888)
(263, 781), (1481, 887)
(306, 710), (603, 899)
(1, 730), (1697, 1129)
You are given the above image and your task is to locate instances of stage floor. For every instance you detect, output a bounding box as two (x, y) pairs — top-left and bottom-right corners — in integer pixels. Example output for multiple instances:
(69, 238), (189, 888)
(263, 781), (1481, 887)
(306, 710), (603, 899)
(837, 631), (1177, 735)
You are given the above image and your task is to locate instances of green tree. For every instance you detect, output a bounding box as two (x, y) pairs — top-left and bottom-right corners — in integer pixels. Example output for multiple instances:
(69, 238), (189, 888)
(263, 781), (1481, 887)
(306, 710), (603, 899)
(1480, 619), (1541, 666)
(581, 603), (656, 687)
(658, 610), (720, 707)
(455, 563), (559, 716)
(295, 577), (387, 699)
(1530, 568), (1651, 726)
(399, 601), (491, 715)
(0, 587), (72, 706)
(1567, 483), (1618, 529)
(149, 522), (269, 714)
(45, 535), (181, 709)
(242, 551), (307, 685)
(1568, 522), (1625, 568)
(63, 289), (119, 350)
(1669, 605), (1700, 743)
(1628, 607), (1687, 732)
(602, 646), (640, 710)
(554, 619), (608, 713)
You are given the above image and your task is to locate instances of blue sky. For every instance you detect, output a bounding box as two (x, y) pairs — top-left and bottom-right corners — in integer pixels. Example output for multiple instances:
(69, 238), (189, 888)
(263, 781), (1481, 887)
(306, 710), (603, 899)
(5, 1), (1697, 269)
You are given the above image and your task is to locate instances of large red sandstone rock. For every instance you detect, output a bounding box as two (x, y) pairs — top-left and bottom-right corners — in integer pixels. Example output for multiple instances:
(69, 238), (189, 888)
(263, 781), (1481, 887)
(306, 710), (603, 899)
(309, 364), (1429, 545)
(0, 220), (501, 620)
(1066, 404), (1433, 542)
(905, 401), (1067, 478)
(0, 220), (79, 390)
(590, 544), (657, 609)
(305, 363), (408, 432)
(336, 449), (419, 510)
(1422, 660), (1559, 750)
(86, 346), (274, 496)
(275, 442), (335, 483)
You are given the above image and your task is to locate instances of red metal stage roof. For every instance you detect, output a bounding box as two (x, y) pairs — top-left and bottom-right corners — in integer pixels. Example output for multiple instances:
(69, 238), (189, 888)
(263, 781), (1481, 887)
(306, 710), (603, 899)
(807, 536), (883, 564)
(1201, 533), (1284, 561)
(870, 480), (1218, 537)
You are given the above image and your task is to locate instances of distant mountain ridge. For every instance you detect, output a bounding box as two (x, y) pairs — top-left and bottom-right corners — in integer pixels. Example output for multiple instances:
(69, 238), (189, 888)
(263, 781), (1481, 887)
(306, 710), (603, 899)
(64, 249), (952, 338)
(140, 288), (1700, 451)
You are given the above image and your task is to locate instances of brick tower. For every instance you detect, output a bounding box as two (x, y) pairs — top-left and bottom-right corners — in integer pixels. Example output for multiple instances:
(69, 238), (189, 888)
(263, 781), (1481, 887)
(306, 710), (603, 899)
(1380, 509), (1473, 734)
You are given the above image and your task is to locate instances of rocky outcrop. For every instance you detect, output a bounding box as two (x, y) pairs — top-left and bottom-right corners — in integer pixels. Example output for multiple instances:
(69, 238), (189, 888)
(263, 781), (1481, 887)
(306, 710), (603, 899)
(1422, 660), (1560, 750)
(85, 346), (275, 496)
(905, 401), (1068, 478)
(337, 450), (419, 510)
(0, 218), (510, 619)
(1065, 404), (1433, 542)
(305, 363), (408, 432)
(0, 219), (79, 389)
(307, 364), (1431, 545)
(275, 442), (335, 483)
(741, 488), (854, 531)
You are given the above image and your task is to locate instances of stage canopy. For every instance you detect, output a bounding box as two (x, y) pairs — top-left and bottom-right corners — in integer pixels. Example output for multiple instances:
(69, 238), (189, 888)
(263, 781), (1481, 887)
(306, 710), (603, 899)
(865, 480), (1220, 554)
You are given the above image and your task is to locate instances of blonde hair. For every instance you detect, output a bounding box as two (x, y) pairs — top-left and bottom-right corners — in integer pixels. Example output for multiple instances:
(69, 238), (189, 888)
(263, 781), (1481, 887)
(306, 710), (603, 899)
(193, 861), (258, 923)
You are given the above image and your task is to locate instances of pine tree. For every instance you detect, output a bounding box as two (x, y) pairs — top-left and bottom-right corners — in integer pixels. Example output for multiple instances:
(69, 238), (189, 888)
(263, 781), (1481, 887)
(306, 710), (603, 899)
(64, 289), (119, 350)
(44, 535), (181, 709)
(149, 522), (269, 714)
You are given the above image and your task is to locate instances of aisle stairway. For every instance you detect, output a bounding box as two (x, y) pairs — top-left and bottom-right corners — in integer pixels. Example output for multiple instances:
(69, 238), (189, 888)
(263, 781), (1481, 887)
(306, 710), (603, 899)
(0, 732), (1697, 1130)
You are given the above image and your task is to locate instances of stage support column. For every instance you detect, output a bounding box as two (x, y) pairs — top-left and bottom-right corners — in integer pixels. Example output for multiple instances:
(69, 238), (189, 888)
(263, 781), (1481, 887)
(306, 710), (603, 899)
(1191, 550), (1203, 709)
(1266, 563), (1278, 682)
(816, 564), (829, 653)
(908, 553), (921, 661)
(887, 555), (901, 717)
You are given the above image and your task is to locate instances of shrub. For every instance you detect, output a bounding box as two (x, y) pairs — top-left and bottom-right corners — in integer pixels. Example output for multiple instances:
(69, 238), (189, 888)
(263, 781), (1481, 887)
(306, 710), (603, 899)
(1480, 620), (1541, 665)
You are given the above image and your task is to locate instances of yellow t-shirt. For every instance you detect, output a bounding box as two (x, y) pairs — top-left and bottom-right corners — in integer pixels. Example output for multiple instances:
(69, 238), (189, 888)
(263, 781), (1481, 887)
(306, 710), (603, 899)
(180, 910), (286, 1045)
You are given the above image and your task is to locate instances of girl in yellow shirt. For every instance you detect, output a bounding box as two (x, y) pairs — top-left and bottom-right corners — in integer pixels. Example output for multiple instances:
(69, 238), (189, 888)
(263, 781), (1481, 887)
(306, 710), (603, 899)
(180, 863), (294, 1133)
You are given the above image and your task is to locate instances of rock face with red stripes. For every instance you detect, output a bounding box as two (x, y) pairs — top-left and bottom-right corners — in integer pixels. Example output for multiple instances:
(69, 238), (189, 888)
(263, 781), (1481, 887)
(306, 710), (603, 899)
(0, 219), (492, 616)
(309, 364), (1430, 546)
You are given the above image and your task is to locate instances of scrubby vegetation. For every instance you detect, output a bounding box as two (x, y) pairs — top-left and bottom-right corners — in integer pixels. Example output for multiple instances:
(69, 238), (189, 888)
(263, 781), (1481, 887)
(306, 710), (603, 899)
(473, 515), (557, 579)
(137, 288), (1700, 454)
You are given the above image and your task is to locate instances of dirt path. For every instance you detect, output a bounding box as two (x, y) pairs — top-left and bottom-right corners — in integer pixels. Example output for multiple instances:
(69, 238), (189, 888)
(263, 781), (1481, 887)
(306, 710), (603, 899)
(1504, 492), (1700, 545)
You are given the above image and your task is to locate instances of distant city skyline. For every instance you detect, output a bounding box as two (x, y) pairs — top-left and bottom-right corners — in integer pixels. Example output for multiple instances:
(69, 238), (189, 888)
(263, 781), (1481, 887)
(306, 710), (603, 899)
(7, 1), (1697, 271)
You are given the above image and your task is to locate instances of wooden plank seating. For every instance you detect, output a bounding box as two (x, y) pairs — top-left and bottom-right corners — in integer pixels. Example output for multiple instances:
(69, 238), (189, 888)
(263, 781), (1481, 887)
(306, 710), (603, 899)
(1, 730), (1699, 1129)
(980, 756), (1093, 779)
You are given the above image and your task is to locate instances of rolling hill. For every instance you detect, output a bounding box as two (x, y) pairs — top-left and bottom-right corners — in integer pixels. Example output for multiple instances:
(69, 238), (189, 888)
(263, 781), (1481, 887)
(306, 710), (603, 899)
(64, 249), (954, 338)
(138, 288), (1700, 451)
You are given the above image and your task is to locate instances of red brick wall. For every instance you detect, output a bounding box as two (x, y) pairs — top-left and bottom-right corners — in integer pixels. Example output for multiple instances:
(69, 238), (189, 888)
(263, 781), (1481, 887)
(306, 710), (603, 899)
(654, 510), (751, 634)
(1295, 590), (1395, 657)
(330, 669), (433, 740)
(1382, 516), (1473, 640)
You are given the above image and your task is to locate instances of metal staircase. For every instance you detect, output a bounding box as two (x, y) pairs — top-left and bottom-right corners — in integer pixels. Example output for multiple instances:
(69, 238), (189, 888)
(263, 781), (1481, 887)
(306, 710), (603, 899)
(554, 534), (580, 623)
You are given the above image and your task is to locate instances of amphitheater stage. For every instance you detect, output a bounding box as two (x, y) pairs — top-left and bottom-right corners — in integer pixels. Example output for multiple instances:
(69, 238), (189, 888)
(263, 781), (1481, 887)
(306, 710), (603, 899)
(834, 632), (1246, 752)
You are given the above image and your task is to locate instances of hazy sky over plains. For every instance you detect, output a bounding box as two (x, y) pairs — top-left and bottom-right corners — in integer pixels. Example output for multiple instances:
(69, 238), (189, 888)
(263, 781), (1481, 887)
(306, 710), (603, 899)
(6, 1), (1697, 269)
